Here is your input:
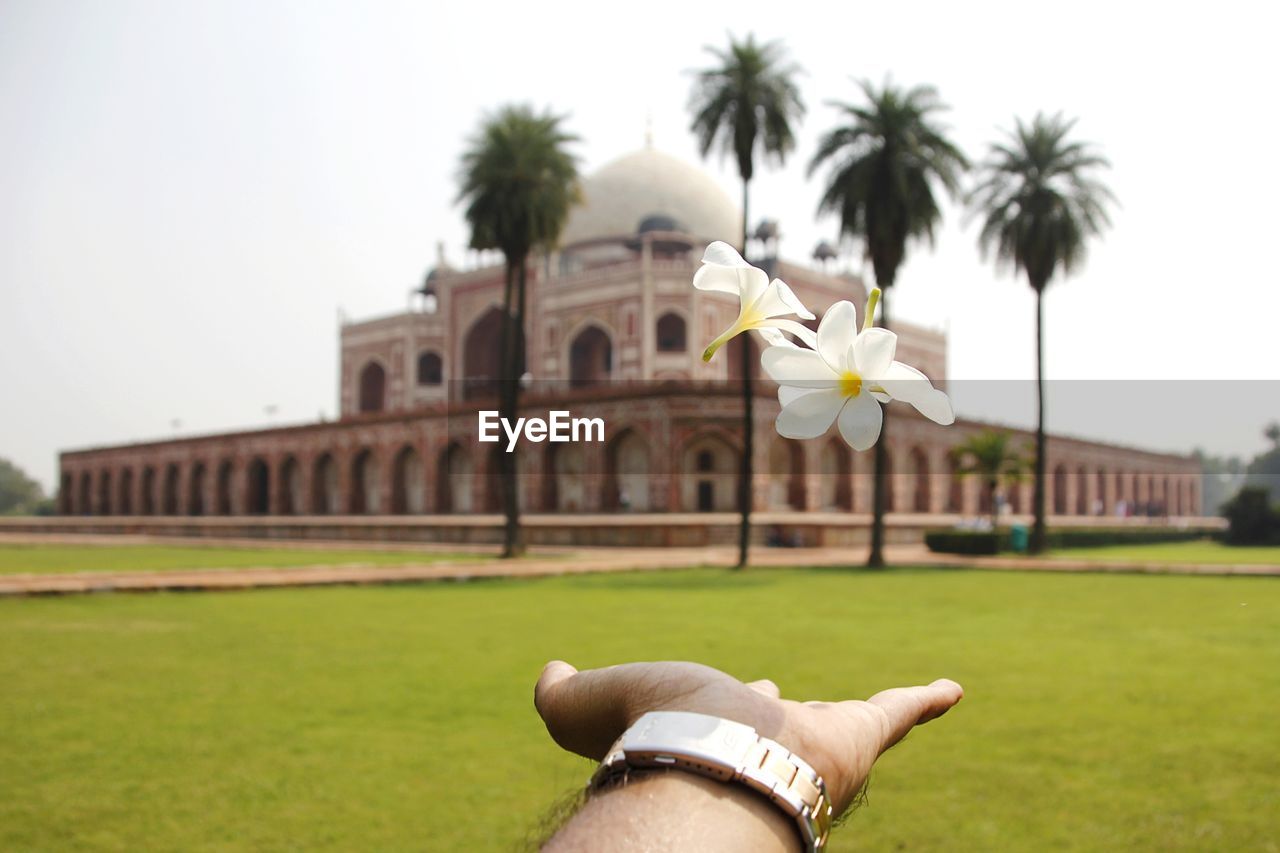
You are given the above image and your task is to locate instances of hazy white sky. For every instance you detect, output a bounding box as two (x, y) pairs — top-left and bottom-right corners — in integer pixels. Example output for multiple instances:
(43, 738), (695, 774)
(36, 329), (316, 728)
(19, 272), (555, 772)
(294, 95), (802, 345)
(3, 0), (1278, 491)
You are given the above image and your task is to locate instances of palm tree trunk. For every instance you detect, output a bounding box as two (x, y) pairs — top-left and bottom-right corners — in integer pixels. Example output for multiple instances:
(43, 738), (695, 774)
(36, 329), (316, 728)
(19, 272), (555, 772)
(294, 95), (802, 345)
(1030, 287), (1047, 554)
(868, 292), (889, 568)
(736, 179), (752, 569)
(498, 258), (523, 558)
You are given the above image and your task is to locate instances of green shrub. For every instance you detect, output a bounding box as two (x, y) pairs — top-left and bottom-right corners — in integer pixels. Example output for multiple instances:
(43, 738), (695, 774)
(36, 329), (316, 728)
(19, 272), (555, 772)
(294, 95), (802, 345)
(1045, 528), (1207, 549)
(1221, 487), (1280, 545)
(924, 530), (1003, 555)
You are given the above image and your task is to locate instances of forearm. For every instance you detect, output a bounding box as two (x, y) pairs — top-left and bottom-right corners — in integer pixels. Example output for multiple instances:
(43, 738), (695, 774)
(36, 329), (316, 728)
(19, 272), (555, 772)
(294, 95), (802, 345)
(545, 770), (800, 853)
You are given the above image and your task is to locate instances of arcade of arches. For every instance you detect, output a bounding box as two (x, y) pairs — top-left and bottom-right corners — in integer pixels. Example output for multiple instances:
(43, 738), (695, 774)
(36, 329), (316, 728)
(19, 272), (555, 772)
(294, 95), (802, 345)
(57, 397), (1202, 520)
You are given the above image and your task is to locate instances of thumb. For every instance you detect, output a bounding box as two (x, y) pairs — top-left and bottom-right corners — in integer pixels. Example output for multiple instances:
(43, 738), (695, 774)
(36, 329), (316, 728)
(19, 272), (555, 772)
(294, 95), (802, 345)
(533, 660), (629, 760)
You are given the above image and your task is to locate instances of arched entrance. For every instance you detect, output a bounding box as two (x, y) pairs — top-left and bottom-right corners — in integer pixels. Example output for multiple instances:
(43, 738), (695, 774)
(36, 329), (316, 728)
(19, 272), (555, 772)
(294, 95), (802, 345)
(681, 434), (739, 512)
(119, 468), (134, 515)
(98, 471), (113, 515)
(311, 454), (339, 514)
(188, 464), (206, 516)
(656, 313), (687, 352)
(462, 307), (507, 399)
(359, 362), (386, 413)
(547, 442), (587, 511)
(246, 458), (270, 515)
(909, 446), (930, 512)
(279, 456), (301, 515)
(569, 326), (612, 387)
(78, 473), (92, 515)
(215, 461), (233, 515)
(604, 430), (651, 511)
(1053, 464), (1069, 515)
(438, 443), (473, 514)
(1076, 466), (1089, 515)
(819, 438), (852, 510)
(392, 446), (425, 514)
(767, 440), (806, 510)
(141, 467), (156, 515)
(350, 449), (380, 514)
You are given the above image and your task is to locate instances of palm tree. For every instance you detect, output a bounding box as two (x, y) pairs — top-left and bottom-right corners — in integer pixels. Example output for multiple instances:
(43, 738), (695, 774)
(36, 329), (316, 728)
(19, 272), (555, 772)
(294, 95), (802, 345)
(808, 79), (968, 568)
(969, 113), (1114, 554)
(950, 430), (1029, 532)
(689, 34), (804, 569)
(457, 105), (580, 558)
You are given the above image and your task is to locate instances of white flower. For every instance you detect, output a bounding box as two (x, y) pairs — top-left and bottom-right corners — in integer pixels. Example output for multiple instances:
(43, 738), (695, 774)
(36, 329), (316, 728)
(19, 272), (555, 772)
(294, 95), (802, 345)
(694, 241), (817, 360)
(760, 299), (955, 451)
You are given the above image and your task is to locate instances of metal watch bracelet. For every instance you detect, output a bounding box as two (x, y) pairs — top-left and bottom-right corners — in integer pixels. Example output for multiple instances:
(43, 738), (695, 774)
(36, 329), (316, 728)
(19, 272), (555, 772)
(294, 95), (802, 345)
(588, 711), (833, 851)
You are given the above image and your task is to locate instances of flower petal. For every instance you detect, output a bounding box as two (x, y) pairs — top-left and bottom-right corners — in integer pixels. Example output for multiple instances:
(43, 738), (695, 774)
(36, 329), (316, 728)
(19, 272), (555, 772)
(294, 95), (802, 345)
(692, 263), (743, 295)
(778, 384), (820, 408)
(750, 278), (815, 320)
(702, 240), (749, 268)
(878, 361), (955, 425)
(852, 327), (897, 379)
(837, 392), (884, 451)
(758, 318), (818, 350)
(776, 388), (845, 439)
(756, 327), (795, 348)
(761, 345), (839, 388)
(816, 301), (858, 374)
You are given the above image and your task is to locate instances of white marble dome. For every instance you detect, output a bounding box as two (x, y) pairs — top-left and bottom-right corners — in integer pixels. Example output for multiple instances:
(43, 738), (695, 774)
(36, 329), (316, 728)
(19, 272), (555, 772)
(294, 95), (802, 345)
(560, 148), (741, 248)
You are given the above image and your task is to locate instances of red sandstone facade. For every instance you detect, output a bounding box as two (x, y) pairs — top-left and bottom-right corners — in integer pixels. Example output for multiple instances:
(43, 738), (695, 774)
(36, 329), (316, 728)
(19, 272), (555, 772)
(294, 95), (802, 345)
(57, 147), (1201, 521)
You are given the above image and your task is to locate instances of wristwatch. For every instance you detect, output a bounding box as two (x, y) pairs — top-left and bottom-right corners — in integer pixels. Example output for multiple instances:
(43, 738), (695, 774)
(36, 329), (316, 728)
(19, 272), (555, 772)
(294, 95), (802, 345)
(589, 711), (833, 851)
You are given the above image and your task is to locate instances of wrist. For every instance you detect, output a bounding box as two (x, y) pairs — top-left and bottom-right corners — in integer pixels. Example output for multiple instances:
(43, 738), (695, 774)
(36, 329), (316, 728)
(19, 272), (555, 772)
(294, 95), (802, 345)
(548, 769), (799, 852)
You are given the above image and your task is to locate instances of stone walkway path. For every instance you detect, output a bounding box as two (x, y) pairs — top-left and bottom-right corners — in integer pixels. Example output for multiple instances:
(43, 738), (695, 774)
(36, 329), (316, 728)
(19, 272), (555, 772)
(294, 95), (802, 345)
(0, 536), (1274, 596)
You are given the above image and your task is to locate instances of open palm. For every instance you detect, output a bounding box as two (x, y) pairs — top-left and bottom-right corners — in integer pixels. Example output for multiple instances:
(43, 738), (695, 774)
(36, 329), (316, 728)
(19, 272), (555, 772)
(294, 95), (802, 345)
(534, 660), (962, 815)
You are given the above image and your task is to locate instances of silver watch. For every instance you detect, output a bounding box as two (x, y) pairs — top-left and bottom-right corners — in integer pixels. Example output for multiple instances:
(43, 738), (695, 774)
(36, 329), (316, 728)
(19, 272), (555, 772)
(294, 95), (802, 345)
(590, 711), (833, 851)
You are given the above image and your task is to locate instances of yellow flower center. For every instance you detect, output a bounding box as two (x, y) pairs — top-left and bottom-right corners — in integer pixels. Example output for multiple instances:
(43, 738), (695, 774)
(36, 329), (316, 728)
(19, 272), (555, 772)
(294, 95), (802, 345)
(840, 371), (863, 398)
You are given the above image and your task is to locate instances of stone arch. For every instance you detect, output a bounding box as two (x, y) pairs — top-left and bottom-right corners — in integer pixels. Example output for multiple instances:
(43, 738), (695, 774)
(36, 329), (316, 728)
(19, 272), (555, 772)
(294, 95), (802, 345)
(311, 453), (339, 514)
(1053, 463), (1068, 515)
(462, 306), (507, 399)
(98, 470), (113, 515)
(725, 333), (760, 381)
(78, 472), (92, 515)
(604, 428), (651, 511)
(118, 468), (134, 515)
(1095, 469), (1109, 515)
(438, 442), (473, 514)
(215, 461), (233, 515)
(279, 456), (301, 515)
(546, 441), (587, 511)
(188, 463), (207, 516)
(946, 453), (963, 513)
(391, 446), (425, 514)
(767, 440), (806, 510)
(350, 449), (380, 514)
(161, 464), (180, 515)
(1076, 465), (1089, 515)
(245, 458), (270, 515)
(417, 351), (443, 386)
(681, 432), (740, 512)
(819, 437), (852, 511)
(656, 311), (687, 352)
(568, 323), (613, 387)
(358, 361), (387, 414)
(140, 466), (157, 515)
(908, 446), (930, 513)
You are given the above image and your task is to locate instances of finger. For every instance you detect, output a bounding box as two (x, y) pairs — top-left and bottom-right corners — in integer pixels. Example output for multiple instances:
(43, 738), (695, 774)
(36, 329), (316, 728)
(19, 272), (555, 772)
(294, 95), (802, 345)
(532, 660), (632, 760)
(746, 679), (781, 699)
(864, 679), (964, 754)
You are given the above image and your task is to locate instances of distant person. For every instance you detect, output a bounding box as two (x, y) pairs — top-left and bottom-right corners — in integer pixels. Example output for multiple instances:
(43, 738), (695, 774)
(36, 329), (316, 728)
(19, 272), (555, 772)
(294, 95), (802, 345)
(534, 660), (963, 851)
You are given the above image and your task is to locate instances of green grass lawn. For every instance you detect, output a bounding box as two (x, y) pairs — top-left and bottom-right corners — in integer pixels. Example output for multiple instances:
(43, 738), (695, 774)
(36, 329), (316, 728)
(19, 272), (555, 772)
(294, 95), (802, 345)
(2, 568), (1277, 851)
(0, 543), (483, 575)
(1054, 539), (1280, 566)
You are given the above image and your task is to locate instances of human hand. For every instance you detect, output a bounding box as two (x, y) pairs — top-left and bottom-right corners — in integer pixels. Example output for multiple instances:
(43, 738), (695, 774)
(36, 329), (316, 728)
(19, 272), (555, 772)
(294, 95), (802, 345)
(534, 660), (963, 816)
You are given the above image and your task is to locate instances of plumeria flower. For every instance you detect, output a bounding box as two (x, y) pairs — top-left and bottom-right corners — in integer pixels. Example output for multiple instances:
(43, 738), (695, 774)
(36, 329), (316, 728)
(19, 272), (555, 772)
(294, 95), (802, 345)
(761, 292), (954, 451)
(694, 241), (818, 360)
